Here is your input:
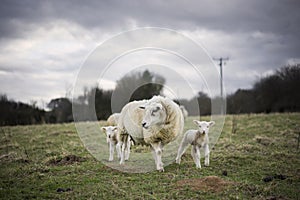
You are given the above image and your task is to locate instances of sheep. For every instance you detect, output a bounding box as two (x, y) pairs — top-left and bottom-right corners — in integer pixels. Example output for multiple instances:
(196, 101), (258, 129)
(101, 125), (132, 162)
(101, 126), (121, 161)
(176, 120), (215, 168)
(117, 95), (184, 172)
(106, 113), (120, 126)
(179, 105), (188, 121)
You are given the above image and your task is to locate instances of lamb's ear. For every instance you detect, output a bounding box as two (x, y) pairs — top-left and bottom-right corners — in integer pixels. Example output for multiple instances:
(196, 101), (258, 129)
(101, 127), (107, 132)
(112, 127), (118, 131)
(209, 121), (215, 127)
(193, 120), (200, 126)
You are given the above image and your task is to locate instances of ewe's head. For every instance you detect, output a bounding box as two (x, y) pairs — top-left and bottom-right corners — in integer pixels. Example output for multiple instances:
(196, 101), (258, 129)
(193, 120), (215, 134)
(101, 126), (118, 143)
(139, 102), (167, 129)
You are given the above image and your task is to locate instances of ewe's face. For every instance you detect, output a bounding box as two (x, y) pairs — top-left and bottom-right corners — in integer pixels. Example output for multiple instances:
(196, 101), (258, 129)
(140, 103), (166, 129)
(193, 120), (215, 134)
(101, 126), (117, 143)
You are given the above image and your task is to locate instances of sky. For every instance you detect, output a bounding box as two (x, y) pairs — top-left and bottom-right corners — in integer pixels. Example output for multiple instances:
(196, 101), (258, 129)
(0, 0), (299, 108)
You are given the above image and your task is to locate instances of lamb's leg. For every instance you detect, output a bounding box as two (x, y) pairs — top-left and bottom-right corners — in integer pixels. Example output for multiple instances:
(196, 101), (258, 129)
(192, 145), (201, 168)
(109, 142), (114, 161)
(204, 144), (210, 166)
(176, 139), (189, 164)
(191, 145), (196, 161)
(151, 142), (164, 172)
(125, 135), (131, 161)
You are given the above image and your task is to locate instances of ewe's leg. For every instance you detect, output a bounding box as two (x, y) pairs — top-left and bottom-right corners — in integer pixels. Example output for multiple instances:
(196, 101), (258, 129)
(176, 139), (189, 164)
(119, 131), (129, 165)
(125, 136), (131, 161)
(152, 149), (158, 165)
(116, 142), (121, 159)
(119, 141), (126, 165)
(204, 144), (210, 166)
(192, 146), (201, 168)
(109, 142), (114, 161)
(151, 142), (164, 172)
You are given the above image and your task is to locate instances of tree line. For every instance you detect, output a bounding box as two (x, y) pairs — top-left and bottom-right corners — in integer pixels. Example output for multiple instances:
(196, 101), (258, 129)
(0, 64), (299, 126)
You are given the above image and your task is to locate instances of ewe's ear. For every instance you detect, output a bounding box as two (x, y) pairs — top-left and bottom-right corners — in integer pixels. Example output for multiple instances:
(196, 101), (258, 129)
(101, 127), (107, 132)
(139, 106), (145, 109)
(209, 121), (215, 127)
(193, 120), (200, 126)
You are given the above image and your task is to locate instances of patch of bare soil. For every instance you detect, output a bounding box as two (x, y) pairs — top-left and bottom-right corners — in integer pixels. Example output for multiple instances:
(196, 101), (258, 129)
(255, 136), (273, 146)
(176, 176), (234, 193)
(46, 155), (86, 166)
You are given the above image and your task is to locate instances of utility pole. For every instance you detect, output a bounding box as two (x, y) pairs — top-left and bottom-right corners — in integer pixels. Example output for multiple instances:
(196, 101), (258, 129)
(213, 57), (229, 98)
(213, 57), (229, 114)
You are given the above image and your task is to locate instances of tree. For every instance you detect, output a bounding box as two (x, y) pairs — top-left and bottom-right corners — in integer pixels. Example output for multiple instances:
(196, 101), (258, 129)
(87, 87), (113, 120)
(227, 89), (256, 114)
(252, 64), (300, 113)
(47, 98), (73, 123)
(176, 91), (211, 116)
(112, 70), (166, 112)
(0, 94), (45, 126)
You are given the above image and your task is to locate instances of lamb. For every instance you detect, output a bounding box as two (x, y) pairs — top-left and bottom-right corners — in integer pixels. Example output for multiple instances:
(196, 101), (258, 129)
(101, 125), (131, 162)
(106, 113), (120, 126)
(176, 120), (215, 168)
(117, 95), (184, 172)
(101, 126), (121, 161)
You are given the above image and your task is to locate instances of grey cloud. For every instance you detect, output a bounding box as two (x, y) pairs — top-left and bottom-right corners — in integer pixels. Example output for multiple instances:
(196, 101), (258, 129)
(0, 0), (300, 105)
(1, 0), (300, 38)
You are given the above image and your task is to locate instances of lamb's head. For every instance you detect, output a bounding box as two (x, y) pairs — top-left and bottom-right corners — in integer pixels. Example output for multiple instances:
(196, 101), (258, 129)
(140, 102), (167, 129)
(101, 126), (118, 143)
(193, 120), (215, 134)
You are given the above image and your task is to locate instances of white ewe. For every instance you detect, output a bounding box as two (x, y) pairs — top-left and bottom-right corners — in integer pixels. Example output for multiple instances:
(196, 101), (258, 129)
(118, 96), (184, 172)
(176, 120), (215, 168)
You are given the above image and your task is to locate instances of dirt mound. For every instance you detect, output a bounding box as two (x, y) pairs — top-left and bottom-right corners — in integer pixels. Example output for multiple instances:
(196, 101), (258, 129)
(176, 176), (234, 193)
(255, 136), (273, 146)
(47, 155), (86, 166)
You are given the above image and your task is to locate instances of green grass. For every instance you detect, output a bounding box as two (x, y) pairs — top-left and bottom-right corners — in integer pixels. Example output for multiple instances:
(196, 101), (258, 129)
(0, 113), (299, 199)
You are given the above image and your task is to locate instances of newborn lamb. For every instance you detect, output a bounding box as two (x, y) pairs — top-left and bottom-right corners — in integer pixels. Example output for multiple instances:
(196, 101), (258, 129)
(175, 120), (215, 168)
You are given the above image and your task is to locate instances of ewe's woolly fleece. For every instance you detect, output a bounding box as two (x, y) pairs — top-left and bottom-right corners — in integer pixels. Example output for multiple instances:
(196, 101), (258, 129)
(118, 96), (184, 145)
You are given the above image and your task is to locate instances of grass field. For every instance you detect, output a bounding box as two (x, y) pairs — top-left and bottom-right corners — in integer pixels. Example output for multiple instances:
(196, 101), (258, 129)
(0, 113), (299, 199)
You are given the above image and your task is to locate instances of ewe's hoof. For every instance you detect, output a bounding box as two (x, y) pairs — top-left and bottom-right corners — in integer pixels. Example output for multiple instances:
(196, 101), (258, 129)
(119, 161), (125, 165)
(158, 168), (164, 172)
(175, 159), (181, 164)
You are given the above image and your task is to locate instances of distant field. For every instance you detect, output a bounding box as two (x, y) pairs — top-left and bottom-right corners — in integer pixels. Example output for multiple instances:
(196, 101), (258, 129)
(0, 113), (299, 199)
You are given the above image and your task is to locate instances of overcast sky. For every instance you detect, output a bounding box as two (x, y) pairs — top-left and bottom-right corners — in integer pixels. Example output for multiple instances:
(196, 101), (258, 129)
(0, 0), (299, 108)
